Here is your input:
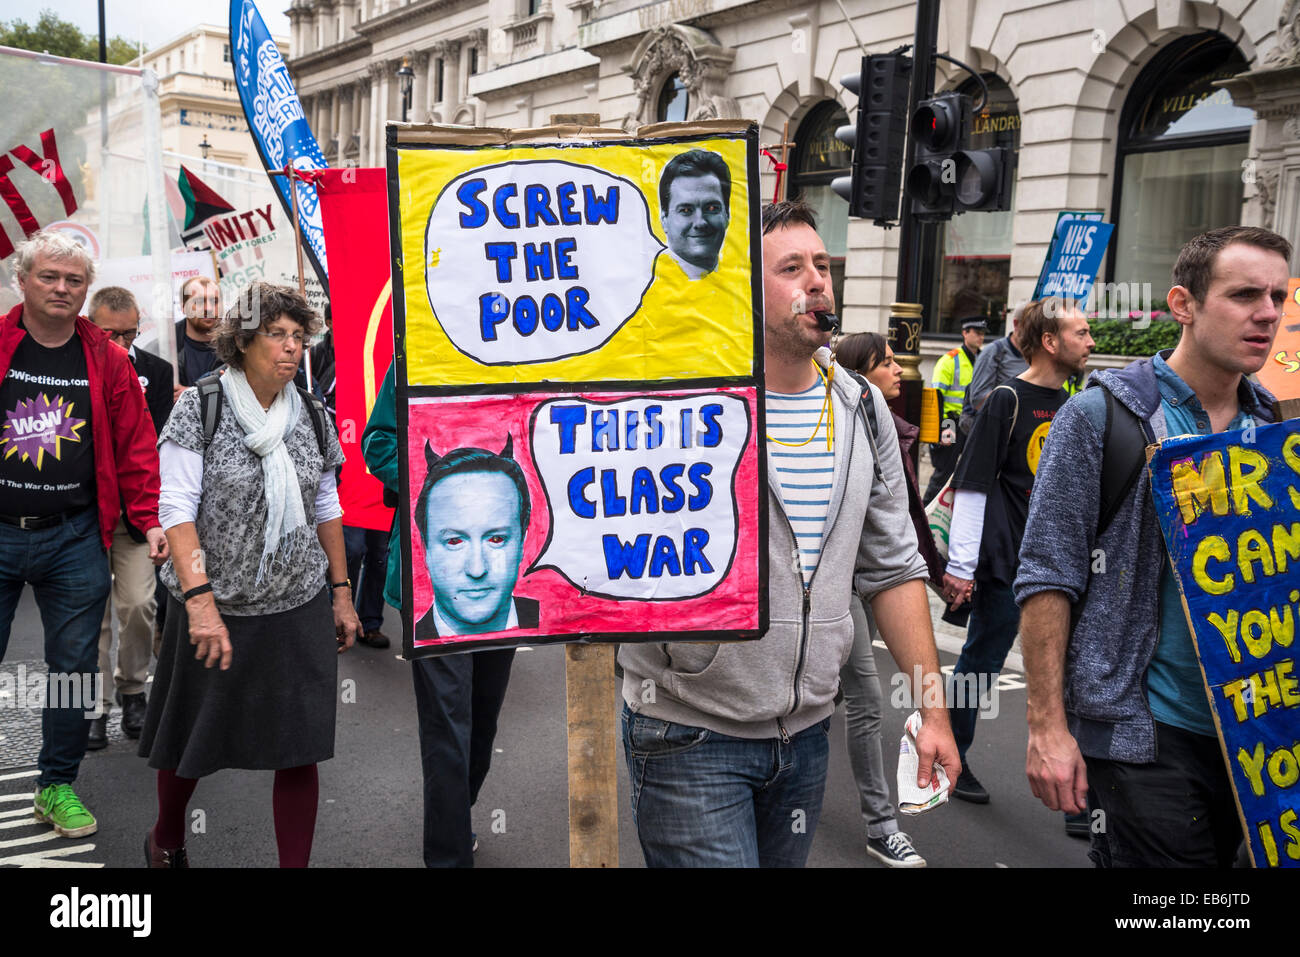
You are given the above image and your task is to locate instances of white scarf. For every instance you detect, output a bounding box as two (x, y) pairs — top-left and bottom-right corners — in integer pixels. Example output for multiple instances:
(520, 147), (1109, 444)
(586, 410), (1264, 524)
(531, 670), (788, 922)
(220, 367), (307, 582)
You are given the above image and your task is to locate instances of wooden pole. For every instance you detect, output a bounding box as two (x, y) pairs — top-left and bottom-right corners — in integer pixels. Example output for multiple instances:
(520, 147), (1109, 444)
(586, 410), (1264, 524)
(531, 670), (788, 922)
(551, 111), (620, 868)
(272, 166), (313, 392)
(565, 642), (619, 867)
(760, 122), (796, 203)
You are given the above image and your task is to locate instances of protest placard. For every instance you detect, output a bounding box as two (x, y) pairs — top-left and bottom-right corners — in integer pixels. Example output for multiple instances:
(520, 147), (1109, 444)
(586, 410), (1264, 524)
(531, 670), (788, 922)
(1150, 419), (1300, 867)
(1033, 216), (1113, 304)
(316, 167), (395, 532)
(389, 121), (765, 657)
(1031, 210), (1104, 300)
(1257, 278), (1300, 403)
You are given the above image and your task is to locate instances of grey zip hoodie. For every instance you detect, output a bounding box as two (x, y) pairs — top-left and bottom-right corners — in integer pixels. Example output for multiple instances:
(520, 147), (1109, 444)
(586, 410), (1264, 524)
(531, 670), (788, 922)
(618, 352), (929, 740)
(1014, 352), (1277, 763)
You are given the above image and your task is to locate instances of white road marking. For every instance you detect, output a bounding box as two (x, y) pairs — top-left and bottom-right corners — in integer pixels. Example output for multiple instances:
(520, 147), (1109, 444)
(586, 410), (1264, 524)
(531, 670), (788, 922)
(933, 634), (1025, 673)
(0, 829), (61, 849)
(0, 775), (104, 867)
(0, 843), (102, 867)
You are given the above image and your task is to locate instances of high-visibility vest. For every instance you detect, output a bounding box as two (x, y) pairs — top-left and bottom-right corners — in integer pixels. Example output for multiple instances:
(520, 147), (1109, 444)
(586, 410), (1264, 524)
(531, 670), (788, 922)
(932, 346), (974, 418)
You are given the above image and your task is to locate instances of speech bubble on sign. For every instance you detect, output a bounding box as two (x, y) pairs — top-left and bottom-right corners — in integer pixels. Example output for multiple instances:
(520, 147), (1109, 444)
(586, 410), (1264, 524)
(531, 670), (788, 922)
(529, 393), (750, 600)
(425, 160), (666, 366)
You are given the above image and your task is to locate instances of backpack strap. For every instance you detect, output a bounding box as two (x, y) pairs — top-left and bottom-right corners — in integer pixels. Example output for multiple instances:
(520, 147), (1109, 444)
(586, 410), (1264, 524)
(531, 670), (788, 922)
(993, 382), (1019, 435)
(298, 385), (330, 458)
(1097, 385), (1152, 537)
(196, 372), (224, 449)
(838, 367), (886, 487)
(986, 383), (1019, 462)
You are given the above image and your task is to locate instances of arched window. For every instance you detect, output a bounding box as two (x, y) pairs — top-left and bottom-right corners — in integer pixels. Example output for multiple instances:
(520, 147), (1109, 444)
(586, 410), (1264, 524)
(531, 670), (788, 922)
(1109, 33), (1252, 297)
(657, 74), (690, 122)
(789, 100), (850, 308)
(928, 73), (1020, 335)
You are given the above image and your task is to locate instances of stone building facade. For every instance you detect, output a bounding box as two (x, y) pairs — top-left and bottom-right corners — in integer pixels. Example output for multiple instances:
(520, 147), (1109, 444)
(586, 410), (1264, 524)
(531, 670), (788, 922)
(286, 0), (1300, 348)
(125, 24), (290, 170)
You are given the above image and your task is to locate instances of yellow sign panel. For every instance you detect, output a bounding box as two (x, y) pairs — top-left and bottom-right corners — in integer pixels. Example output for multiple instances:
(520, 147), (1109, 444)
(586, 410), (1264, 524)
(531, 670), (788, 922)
(393, 134), (757, 386)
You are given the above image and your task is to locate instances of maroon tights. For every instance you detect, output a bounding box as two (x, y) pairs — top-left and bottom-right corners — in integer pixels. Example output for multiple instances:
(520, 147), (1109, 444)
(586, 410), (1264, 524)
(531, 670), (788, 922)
(153, 764), (319, 867)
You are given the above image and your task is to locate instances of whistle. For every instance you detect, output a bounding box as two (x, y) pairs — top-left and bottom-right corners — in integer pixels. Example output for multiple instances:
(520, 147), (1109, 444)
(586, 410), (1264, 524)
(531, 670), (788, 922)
(813, 310), (840, 333)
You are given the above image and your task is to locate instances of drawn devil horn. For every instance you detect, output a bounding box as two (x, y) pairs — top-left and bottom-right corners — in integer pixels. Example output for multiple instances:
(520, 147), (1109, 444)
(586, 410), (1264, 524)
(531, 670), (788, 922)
(500, 434), (514, 459)
(424, 441), (441, 469)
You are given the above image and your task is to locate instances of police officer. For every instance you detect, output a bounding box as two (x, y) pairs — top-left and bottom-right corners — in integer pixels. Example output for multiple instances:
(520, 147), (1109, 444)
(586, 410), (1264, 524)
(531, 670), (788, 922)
(924, 318), (985, 502)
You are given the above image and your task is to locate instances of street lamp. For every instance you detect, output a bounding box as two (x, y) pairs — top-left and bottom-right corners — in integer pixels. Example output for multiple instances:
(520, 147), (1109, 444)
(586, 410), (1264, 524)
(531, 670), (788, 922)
(397, 56), (414, 122)
(199, 135), (211, 159)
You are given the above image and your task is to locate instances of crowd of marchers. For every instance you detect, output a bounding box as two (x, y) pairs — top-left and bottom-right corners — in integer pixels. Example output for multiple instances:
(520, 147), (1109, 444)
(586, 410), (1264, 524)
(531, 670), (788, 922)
(0, 212), (1289, 869)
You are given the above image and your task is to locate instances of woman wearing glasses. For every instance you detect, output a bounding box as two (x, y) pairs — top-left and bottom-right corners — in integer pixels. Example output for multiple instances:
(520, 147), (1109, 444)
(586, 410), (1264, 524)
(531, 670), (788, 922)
(139, 282), (361, 867)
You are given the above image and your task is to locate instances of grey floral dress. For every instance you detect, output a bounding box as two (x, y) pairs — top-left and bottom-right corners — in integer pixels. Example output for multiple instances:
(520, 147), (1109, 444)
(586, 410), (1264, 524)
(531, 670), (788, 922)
(140, 385), (348, 777)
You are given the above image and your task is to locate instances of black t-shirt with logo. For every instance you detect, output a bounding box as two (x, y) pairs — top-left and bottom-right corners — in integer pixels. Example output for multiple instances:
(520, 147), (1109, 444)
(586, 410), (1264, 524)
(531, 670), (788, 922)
(0, 328), (96, 516)
(950, 377), (1067, 586)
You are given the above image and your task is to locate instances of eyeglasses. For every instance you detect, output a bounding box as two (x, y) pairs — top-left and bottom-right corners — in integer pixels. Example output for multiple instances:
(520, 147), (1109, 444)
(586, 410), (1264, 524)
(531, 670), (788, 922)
(255, 329), (307, 346)
(108, 328), (139, 345)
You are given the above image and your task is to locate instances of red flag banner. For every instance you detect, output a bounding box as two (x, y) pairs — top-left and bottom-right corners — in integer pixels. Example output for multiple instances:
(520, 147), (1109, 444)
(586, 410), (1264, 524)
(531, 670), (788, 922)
(317, 168), (395, 531)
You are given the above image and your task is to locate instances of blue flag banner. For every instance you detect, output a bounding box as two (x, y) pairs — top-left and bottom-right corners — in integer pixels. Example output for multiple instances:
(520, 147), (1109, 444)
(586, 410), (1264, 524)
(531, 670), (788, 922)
(1034, 216), (1113, 303)
(230, 0), (330, 291)
(1149, 420), (1300, 867)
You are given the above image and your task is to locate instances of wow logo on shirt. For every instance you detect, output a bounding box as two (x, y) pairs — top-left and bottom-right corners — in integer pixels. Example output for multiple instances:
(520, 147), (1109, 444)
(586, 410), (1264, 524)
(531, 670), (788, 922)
(0, 394), (86, 470)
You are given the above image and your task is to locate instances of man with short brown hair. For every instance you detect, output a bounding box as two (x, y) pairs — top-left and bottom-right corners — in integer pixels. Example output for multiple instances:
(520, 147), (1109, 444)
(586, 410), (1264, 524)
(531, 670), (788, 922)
(941, 297), (1093, 804)
(1018, 225), (1292, 867)
(174, 274), (223, 393)
(618, 200), (959, 866)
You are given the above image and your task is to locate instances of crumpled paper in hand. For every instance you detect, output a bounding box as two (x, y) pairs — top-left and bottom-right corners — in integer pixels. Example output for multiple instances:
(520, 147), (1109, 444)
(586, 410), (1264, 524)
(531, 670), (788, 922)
(897, 710), (951, 815)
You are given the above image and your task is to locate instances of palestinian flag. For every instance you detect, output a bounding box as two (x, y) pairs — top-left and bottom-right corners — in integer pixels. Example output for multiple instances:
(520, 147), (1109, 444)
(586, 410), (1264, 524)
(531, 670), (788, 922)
(177, 165), (235, 248)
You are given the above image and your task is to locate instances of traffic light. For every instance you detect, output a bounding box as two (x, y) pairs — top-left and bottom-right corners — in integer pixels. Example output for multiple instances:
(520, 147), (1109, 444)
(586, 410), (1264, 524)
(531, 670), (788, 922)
(905, 92), (968, 221)
(952, 146), (1015, 212)
(832, 54), (911, 224)
(905, 92), (1015, 219)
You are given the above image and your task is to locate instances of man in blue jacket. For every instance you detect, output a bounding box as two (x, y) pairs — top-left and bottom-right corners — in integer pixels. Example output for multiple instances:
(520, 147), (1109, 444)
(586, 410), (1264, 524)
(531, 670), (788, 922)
(1016, 226), (1291, 867)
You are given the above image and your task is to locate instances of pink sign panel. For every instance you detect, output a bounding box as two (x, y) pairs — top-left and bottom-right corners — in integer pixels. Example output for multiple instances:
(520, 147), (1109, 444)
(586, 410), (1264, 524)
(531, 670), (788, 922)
(402, 387), (763, 653)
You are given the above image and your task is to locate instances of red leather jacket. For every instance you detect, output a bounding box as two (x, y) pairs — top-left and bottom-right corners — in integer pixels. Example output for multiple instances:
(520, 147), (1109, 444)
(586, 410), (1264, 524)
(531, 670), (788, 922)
(0, 303), (160, 549)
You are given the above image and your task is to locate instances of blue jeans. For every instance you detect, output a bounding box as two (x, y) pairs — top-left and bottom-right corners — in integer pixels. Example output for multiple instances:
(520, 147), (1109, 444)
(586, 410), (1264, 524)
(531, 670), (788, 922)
(343, 525), (389, 632)
(622, 703), (830, 867)
(0, 508), (111, 787)
(948, 578), (1020, 761)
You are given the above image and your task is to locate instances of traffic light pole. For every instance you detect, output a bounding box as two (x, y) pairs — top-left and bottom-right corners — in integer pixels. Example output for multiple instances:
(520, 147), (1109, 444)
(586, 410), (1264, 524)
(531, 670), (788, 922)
(889, 0), (942, 452)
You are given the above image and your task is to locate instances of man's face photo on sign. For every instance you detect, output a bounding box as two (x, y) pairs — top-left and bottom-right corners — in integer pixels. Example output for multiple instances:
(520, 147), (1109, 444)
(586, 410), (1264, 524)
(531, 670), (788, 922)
(414, 439), (535, 638)
(659, 149), (730, 280)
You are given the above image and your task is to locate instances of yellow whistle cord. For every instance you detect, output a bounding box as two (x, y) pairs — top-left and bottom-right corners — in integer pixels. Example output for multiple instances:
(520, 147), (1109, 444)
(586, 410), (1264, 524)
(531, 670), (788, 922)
(766, 360), (834, 451)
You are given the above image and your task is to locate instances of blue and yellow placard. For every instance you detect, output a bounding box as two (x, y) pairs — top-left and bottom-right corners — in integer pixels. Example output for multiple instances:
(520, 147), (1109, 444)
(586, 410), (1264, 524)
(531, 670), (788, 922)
(1150, 420), (1300, 867)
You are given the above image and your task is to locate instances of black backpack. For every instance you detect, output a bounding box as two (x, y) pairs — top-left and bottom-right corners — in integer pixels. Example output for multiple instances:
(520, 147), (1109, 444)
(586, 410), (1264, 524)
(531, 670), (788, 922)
(195, 371), (331, 457)
(1095, 384), (1154, 537)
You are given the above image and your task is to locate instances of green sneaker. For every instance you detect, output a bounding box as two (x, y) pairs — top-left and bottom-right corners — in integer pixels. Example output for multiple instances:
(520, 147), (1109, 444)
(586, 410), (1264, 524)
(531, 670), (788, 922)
(34, 783), (98, 838)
